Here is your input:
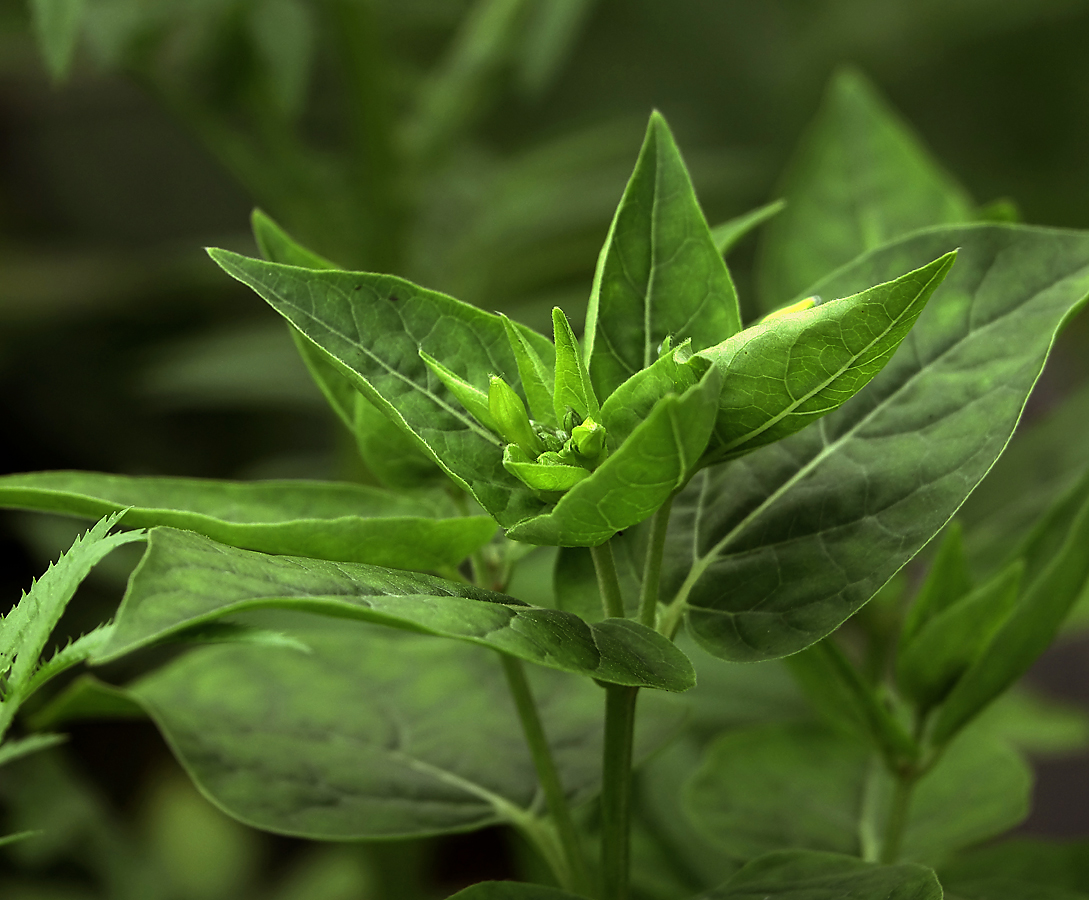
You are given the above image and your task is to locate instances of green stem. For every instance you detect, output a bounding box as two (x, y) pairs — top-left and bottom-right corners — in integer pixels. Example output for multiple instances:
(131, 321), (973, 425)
(500, 655), (592, 895)
(601, 685), (639, 900)
(590, 541), (625, 619)
(879, 769), (918, 864)
(639, 498), (674, 628)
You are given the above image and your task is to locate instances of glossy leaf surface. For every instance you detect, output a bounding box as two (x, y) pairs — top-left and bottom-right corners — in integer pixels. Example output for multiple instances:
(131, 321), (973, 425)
(758, 68), (973, 310)
(507, 368), (720, 546)
(663, 225), (1089, 661)
(92, 528), (695, 691)
(208, 249), (554, 527)
(584, 111), (741, 400)
(0, 470), (494, 571)
(118, 620), (683, 839)
(704, 850), (941, 900)
(699, 252), (955, 463)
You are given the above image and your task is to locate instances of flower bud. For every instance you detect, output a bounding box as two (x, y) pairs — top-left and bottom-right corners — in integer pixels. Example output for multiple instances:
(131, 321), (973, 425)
(571, 417), (606, 460)
(489, 376), (543, 455)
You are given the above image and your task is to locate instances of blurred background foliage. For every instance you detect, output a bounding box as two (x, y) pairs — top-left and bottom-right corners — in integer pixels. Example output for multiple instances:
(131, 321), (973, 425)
(3, 0), (1089, 897)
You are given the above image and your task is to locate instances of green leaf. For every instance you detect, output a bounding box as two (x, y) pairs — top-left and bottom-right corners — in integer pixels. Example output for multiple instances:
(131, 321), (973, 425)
(941, 839), (1089, 895)
(501, 313), (556, 426)
(30, 0), (85, 81)
(507, 367), (720, 546)
(584, 111), (742, 400)
(447, 883), (586, 900)
(0, 830), (42, 849)
(30, 674), (146, 731)
(662, 224), (1089, 662)
(251, 209), (445, 489)
(703, 850), (941, 900)
(1, 512), (142, 693)
(932, 471), (1089, 745)
(0, 470), (495, 571)
(710, 199), (787, 256)
(900, 523), (973, 650)
(91, 527), (696, 692)
(943, 879), (1089, 900)
(684, 723), (1030, 866)
(599, 341), (703, 446)
(106, 619), (684, 839)
(420, 350), (498, 431)
(698, 251), (955, 463)
(552, 307), (600, 423)
(0, 733), (67, 768)
(896, 561), (1022, 712)
(208, 249), (553, 527)
(757, 67), (974, 310)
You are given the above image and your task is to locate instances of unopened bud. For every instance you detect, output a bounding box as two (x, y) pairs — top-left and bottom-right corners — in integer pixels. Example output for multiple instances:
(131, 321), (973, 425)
(489, 376), (543, 455)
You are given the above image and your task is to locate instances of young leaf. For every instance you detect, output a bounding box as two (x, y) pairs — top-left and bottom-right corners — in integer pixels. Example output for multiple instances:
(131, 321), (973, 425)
(91, 527), (696, 692)
(0, 470), (496, 571)
(30, 0), (85, 81)
(507, 367), (720, 546)
(584, 111), (742, 400)
(896, 561), (1022, 713)
(95, 621), (685, 840)
(552, 307), (600, 423)
(710, 199), (787, 256)
(705, 850), (941, 900)
(501, 313), (556, 426)
(661, 224), (1089, 662)
(899, 523), (974, 650)
(252, 209), (445, 489)
(684, 723), (1030, 866)
(208, 249), (552, 527)
(419, 350), (498, 431)
(0, 512), (142, 694)
(931, 472), (1089, 745)
(698, 251), (955, 463)
(757, 67), (974, 310)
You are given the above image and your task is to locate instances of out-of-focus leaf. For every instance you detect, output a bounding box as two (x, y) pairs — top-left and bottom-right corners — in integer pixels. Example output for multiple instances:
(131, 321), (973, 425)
(900, 523), (973, 650)
(0, 733), (67, 768)
(941, 839), (1089, 895)
(711, 200), (786, 256)
(91, 527), (696, 692)
(660, 225), (1089, 662)
(248, 0), (315, 117)
(702, 850), (941, 900)
(448, 882), (586, 899)
(0, 470), (494, 571)
(515, 0), (595, 95)
(30, 0), (85, 80)
(757, 68), (973, 310)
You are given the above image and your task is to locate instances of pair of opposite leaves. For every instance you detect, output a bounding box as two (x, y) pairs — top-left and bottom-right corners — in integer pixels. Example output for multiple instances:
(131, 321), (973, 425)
(210, 112), (955, 547)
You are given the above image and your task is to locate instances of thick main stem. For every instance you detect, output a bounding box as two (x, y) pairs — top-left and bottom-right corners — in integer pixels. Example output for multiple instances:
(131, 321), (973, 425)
(590, 541), (626, 619)
(639, 498), (674, 628)
(500, 655), (592, 895)
(601, 684), (638, 900)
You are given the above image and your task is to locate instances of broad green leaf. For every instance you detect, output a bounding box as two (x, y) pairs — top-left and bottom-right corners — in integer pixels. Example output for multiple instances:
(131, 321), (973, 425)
(704, 850), (941, 900)
(30, 0), (85, 80)
(711, 199), (786, 256)
(507, 367), (720, 546)
(661, 224), (1089, 662)
(599, 341), (703, 446)
(208, 249), (554, 527)
(900, 523), (973, 650)
(684, 723), (1030, 865)
(448, 883), (585, 900)
(941, 839), (1089, 895)
(896, 561), (1022, 712)
(251, 208), (445, 488)
(99, 619), (684, 839)
(943, 878), (1089, 900)
(0, 733), (66, 768)
(698, 252), (955, 463)
(0, 512), (142, 697)
(91, 527), (696, 692)
(420, 350), (498, 430)
(552, 307), (599, 423)
(931, 472), (1089, 745)
(757, 68), (973, 310)
(0, 470), (494, 571)
(584, 111), (741, 400)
